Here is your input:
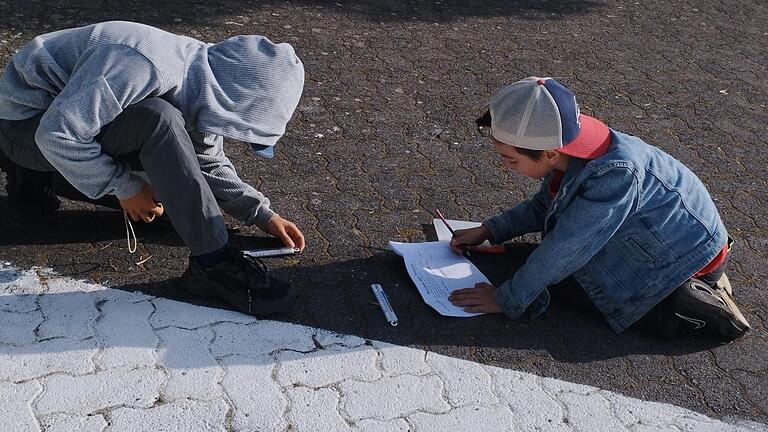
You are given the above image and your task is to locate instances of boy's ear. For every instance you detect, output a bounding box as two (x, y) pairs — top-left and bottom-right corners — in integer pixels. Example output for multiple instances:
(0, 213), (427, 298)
(542, 150), (561, 165)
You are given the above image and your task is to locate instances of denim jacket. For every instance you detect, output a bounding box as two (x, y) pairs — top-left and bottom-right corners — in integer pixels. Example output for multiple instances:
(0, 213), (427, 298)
(483, 130), (727, 333)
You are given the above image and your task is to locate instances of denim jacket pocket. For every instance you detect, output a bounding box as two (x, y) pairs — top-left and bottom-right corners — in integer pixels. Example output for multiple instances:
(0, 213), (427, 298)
(625, 235), (661, 267)
(609, 230), (677, 288)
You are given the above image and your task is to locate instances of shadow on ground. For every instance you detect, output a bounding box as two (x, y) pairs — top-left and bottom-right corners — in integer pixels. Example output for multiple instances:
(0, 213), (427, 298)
(109, 242), (724, 365)
(0, 198), (722, 364)
(0, 0), (605, 35)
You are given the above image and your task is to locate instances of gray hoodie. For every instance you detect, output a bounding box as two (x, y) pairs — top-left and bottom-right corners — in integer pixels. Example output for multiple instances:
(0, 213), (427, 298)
(0, 21), (304, 229)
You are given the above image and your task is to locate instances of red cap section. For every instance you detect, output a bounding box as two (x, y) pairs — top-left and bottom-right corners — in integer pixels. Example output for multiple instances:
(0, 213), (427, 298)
(537, 79), (546, 85)
(556, 114), (612, 159)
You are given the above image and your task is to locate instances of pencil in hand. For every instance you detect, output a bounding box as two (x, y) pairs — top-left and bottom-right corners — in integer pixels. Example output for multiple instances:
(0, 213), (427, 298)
(434, 208), (472, 259)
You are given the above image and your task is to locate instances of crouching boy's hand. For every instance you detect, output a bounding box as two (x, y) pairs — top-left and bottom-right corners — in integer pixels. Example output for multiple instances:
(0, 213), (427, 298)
(119, 183), (164, 223)
(266, 215), (306, 251)
(450, 225), (492, 254)
(449, 283), (503, 314)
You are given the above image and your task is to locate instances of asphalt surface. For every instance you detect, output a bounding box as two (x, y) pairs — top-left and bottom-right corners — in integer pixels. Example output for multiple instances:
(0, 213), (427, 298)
(1, 0), (766, 424)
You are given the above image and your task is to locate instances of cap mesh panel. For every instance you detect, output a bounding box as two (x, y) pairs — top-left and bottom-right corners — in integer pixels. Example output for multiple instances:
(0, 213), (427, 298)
(521, 89), (561, 148)
(489, 78), (562, 150)
(490, 83), (529, 143)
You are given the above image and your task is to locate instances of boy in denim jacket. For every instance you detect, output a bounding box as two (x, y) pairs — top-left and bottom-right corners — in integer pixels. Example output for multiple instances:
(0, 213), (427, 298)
(449, 77), (750, 339)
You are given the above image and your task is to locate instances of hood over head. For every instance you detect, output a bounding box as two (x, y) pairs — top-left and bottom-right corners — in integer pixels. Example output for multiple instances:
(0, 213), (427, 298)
(183, 35), (304, 157)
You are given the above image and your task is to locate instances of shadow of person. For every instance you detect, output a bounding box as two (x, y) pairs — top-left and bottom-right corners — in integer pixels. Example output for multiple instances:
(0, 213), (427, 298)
(111, 242), (724, 366)
(0, 195), (184, 247)
(0, 0), (608, 37)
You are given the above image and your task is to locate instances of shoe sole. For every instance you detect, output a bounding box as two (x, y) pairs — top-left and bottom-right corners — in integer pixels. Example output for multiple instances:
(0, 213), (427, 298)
(180, 265), (297, 317)
(716, 273), (733, 296)
(718, 289), (751, 333)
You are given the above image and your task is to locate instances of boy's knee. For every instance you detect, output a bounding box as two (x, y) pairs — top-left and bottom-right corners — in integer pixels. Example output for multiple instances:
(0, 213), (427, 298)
(128, 98), (185, 131)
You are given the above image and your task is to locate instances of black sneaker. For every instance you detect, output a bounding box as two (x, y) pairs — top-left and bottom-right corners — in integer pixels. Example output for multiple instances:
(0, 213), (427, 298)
(672, 278), (750, 339)
(180, 247), (297, 317)
(0, 156), (60, 215)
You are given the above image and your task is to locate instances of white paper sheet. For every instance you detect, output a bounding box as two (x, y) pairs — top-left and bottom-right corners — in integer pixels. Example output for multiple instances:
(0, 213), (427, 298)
(432, 219), (491, 247)
(389, 241), (488, 317)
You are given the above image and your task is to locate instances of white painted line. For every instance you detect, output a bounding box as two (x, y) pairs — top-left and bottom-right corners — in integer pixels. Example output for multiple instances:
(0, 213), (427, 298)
(0, 264), (764, 432)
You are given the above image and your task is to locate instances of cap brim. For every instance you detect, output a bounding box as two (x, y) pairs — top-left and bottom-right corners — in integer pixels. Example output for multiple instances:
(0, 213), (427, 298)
(250, 144), (275, 159)
(557, 114), (611, 159)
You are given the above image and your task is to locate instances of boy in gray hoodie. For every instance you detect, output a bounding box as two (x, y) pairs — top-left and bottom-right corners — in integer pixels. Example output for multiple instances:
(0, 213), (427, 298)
(0, 21), (306, 316)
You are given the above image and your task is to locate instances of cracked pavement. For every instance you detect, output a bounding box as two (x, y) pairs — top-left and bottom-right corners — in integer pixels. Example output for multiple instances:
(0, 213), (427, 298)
(1, 265), (765, 431)
(0, 0), (767, 429)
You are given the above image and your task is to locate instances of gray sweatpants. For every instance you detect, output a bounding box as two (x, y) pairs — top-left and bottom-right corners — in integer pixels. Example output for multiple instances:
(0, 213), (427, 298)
(0, 98), (228, 255)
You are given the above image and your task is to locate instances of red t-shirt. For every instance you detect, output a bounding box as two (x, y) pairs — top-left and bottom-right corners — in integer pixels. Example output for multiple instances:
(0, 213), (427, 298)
(548, 153), (727, 276)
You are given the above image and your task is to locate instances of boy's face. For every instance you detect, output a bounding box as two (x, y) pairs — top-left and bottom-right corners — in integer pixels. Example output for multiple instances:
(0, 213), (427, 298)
(491, 138), (560, 178)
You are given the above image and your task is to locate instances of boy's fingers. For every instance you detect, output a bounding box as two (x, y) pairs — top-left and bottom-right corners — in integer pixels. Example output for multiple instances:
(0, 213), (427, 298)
(449, 294), (481, 304)
(286, 224), (305, 250)
(450, 289), (473, 297)
(452, 298), (482, 307)
(153, 203), (164, 217)
(277, 229), (296, 248)
(294, 231), (306, 250)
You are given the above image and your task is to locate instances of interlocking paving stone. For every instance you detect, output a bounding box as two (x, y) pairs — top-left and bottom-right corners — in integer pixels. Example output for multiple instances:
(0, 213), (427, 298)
(157, 326), (222, 401)
(38, 413), (108, 432)
(276, 345), (382, 388)
(353, 419), (411, 432)
(0, 338), (98, 382)
(210, 321), (316, 359)
(0, 310), (42, 345)
(408, 406), (514, 432)
(372, 341), (432, 377)
(109, 399), (229, 432)
(339, 374), (450, 421)
(287, 387), (352, 432)
(219, 354), (288, 432)
(425, 351), (498, 407)
(0, 381), (42, 432)
(150, 297), (252, 329)
(37, 291), (98, 341)
(35, 367), (164, 415)
(485, 367), (569, 430)
(94, 300), (157, 369)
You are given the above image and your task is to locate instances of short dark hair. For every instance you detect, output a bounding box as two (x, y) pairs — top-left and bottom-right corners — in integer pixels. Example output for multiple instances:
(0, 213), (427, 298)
(475, 110), (544, 161)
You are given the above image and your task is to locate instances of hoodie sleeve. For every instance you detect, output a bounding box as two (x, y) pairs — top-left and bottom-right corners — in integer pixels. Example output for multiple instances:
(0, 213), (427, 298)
(34, 44), (162, 200)
(189, 130), (276, 230)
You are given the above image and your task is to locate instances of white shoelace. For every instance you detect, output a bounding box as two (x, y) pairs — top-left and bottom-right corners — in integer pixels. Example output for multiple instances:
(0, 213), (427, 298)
(123, 210), (137, 254)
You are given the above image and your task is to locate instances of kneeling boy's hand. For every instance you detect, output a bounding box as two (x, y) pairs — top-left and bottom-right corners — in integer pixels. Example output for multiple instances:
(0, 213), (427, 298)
(266, 215), (306, 251)
(448, 283), (503, 314)
(450, 225), (492, 254)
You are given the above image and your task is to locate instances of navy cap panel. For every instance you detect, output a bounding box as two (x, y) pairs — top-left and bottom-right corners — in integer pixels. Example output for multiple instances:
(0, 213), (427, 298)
(542, 79), (581, 144)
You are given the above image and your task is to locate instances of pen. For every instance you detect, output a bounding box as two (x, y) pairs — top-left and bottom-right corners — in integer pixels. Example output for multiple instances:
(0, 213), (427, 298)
(243, 247), (300, 258)
(434, 208), (472, 259)
(371, 284), (398, 326)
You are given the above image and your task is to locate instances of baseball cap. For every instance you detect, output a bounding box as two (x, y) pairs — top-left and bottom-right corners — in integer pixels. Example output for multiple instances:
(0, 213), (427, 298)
(488, 77), (610, 159)
(250, 144), (275, 159)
